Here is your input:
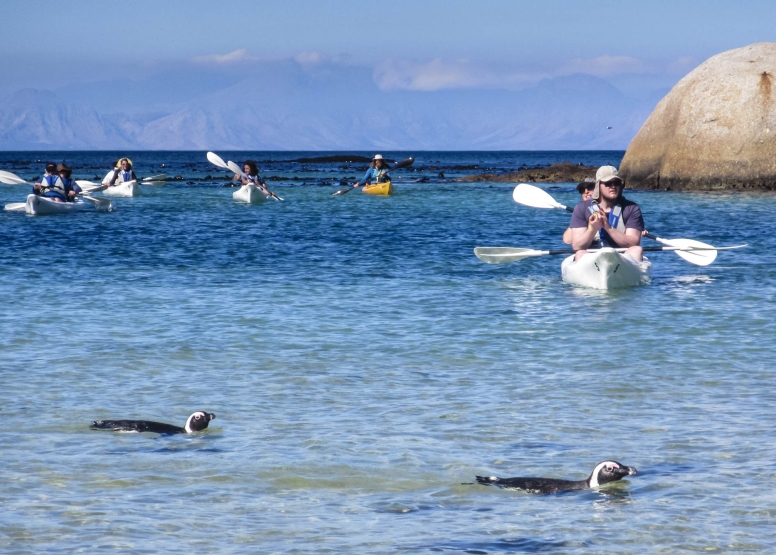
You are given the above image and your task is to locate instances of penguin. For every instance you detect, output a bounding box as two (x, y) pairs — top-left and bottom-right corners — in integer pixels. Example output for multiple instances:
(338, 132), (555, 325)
(475, 460), (636, 494)
(90, 411), (216, 435)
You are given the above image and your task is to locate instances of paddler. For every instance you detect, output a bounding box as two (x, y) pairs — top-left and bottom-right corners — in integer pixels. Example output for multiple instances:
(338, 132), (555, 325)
(353, 154), (390, 189)
(103, 157), (137, 187)
(56, 163), (81, 202)
(33, 162), (76, 202)
(234, 160), (276, 199)
(567, 165), (645, 262)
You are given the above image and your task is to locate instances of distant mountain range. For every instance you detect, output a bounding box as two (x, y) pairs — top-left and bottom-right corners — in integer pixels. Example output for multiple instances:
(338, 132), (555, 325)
(0, 61), (667, 150)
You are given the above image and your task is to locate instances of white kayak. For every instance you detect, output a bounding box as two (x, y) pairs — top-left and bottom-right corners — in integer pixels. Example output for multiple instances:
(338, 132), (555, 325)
(561, 247), (652, 290)
(233, 183), (267, 204)
(103, 180), (140, 197)
(21, 194), (88, 215)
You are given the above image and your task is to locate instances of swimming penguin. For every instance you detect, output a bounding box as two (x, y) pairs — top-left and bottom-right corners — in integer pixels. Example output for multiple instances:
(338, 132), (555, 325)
(90, 411), (216, 434)
(475, 460), (636, 494)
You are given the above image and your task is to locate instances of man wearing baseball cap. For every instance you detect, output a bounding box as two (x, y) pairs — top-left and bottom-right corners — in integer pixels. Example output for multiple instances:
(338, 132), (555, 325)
(566, 165), (645, 262)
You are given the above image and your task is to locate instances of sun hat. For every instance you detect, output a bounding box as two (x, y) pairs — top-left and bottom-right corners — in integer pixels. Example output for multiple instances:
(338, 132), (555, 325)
(116, 157), (133, 169)
(57, 163), (72, 176)
(593, 165), (623, 199)
(372, 154), (384, 160)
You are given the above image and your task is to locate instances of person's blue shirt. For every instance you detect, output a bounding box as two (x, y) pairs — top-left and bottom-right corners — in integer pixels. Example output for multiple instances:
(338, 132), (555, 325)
(357, 167), (390, 186)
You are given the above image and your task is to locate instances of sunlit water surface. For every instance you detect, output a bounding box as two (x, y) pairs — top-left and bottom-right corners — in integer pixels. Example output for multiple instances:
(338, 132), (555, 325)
(1, 151), (774, 553)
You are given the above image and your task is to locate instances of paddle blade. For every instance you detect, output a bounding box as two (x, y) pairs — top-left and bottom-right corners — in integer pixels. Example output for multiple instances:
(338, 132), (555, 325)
(392, 157), (414, 170)
(0, 170), (30, 185)
(474, 247), (547, 264)
(206, 151), (228, 169)
(226, 161), (247, 178)
(144, 173), (167, 181)
(512, 183), (568, 210)
(654, 237), (717, 266)
(4, 202), (26, 211)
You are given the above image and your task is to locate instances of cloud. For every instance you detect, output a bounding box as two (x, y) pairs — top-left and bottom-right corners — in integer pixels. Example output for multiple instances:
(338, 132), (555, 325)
(192, 49), (253, 64)
(373, 58), (543, 91)
(557, 55), (651, 77)
(667, 55), (698, 75)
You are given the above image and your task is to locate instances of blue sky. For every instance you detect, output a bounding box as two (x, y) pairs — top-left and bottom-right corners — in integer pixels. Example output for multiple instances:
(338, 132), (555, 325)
(2, 0), (773, 95)
(1, 1), (774, 149)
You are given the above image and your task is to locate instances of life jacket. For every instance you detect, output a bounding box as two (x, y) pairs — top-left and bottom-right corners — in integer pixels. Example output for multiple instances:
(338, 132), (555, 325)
(110, 169), (136, 185)
(591, 201), (627, 247)
(245, 173), (266, 187)
(40, 174), (67, 196)
(59, 177), (80, 201)
(374, 169), (389, 183)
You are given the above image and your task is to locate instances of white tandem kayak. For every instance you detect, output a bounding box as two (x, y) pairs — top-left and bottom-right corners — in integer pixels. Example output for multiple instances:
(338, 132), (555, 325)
(561, 247), (651, 290)
(233, 183), (267, 204)
(103, 180), (140, 197)
(17, 194), (88, 215)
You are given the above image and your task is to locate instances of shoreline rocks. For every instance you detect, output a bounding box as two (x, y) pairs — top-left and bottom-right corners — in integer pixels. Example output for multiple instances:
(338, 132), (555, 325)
(456, 161), (597, 183)
(619, 42), (776, 192)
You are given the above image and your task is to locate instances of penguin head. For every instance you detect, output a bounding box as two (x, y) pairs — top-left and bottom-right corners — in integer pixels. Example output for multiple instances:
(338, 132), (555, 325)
(587, 460), (636, 488)
(184, 411), (216, 433)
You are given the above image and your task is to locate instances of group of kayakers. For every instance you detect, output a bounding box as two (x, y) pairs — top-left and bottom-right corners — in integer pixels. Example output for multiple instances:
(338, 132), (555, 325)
(225, 154), (389, 195)
(564, 165), (646, 263)
(33, 158), (637, 261)
(32, 157), (141, 202)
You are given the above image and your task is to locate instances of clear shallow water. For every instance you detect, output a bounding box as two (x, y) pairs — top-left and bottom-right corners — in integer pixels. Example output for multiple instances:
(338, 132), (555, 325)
(1, 151), (774, 554)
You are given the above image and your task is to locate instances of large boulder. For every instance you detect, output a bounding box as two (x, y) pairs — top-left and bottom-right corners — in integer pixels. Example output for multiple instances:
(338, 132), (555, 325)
(620, 42), (776, 191)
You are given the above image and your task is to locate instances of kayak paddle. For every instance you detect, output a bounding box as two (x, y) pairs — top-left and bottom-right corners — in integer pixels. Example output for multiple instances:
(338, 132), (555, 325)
(474, 244), (748, 265)
(512, 183), (726, 265)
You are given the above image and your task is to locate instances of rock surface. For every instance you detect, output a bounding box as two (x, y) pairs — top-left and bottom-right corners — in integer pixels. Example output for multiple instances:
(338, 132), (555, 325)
(620, 42), (776, 191)
(457, 162), (597, 183)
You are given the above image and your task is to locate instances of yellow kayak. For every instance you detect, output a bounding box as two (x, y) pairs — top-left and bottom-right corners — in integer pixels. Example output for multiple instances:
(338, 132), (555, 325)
(362, 181), (393, 196)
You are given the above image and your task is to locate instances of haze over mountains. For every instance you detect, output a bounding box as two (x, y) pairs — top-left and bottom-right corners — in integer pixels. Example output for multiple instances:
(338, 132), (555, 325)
(0, 59), (667, 151)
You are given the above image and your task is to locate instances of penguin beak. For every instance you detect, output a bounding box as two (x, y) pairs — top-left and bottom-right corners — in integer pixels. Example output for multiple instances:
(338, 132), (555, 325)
(208, 413), (216, 421)
(622, 466), (637, 476)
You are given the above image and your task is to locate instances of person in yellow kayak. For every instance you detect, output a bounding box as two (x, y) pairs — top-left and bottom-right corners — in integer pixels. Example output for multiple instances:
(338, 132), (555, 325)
(568, 165), (645, 262)
(353, 154), (390, 189)
(102, 158), (137, 187)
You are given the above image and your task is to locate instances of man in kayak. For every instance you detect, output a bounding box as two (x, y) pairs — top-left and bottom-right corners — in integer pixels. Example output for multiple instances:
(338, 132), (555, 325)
(568, 165), (645, 261)
(103, 158), (137, 187)
(353, 154), (390, 188)
(33, 162), (77, 202)
(562, 179), (595, 244)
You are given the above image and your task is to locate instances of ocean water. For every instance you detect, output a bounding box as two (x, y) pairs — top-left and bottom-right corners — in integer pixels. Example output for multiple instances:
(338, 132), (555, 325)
(0, 151), (774, 554)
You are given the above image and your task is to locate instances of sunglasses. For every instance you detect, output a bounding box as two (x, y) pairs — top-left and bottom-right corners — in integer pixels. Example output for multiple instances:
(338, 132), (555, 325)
(600, 180), (623, 188)
(583, 184), (595, 191)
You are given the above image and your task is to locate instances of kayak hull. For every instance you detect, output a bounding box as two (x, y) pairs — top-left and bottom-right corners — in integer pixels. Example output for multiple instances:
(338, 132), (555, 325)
(24, 194), (87, 216)
(561, 248), (651, 290)
(233, 183), (266, 203)
(104, 181), (140, 197)
(363, 181), (393, 196)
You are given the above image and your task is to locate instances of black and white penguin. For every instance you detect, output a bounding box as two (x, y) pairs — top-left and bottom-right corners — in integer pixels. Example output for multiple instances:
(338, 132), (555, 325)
(90, 411), (216, 435)
(475, 460), (636, 494)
